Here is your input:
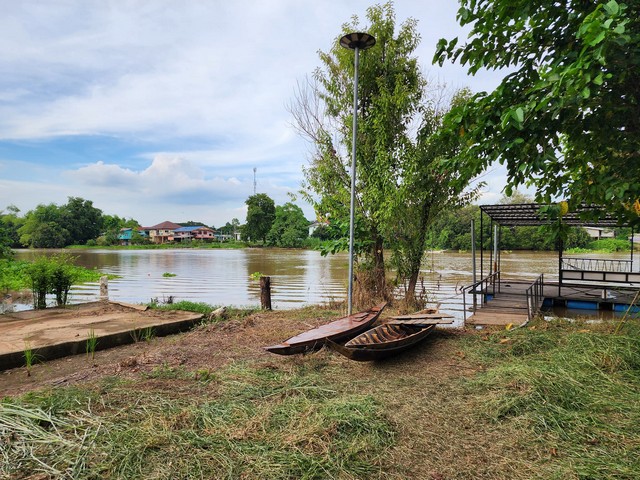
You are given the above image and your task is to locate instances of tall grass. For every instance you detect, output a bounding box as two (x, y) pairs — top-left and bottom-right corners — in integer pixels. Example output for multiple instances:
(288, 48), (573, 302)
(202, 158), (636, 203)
(463, 320), (640, 478)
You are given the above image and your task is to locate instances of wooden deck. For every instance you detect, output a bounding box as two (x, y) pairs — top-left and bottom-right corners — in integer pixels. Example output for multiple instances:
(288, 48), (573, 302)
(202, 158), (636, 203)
(466, 280), (539, 326)
(465, 278), (639, 327)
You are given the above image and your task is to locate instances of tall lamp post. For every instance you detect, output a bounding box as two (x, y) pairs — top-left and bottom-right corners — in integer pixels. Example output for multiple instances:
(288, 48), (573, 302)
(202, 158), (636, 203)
(340, 32), (376, 315)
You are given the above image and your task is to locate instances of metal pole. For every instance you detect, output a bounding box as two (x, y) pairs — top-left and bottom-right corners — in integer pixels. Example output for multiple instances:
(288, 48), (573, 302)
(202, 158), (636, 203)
(471, 219), (477, 311)
(631, 226), (634, 271)
(347, 46), (360, 316)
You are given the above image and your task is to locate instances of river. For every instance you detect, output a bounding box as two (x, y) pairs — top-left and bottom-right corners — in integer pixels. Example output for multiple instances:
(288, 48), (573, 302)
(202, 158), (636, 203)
(7, 249), (638, 319)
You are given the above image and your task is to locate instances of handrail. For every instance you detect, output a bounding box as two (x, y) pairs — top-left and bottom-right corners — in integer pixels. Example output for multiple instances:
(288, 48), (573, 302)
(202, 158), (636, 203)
(524, 273), (544, 324)
(562, 257), (632, 273)
(462, 271), (500, 322)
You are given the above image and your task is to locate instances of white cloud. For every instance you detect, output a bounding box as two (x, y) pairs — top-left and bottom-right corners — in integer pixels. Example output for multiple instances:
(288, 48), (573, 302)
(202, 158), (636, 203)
(0, 1), (509, 226)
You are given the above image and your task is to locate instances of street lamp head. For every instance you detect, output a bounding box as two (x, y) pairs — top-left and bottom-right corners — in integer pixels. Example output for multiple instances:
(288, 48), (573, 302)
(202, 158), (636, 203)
(340, 32), (376, 50)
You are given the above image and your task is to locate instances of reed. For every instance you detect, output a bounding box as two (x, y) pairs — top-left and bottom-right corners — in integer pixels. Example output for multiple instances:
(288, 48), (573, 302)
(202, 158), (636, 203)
(22, 342), (38, 377)
(86, 329), (98, 360)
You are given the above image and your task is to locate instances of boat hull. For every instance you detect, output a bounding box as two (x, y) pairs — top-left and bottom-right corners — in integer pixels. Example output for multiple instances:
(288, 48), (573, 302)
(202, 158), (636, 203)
(328, 323), (435, 361)
(264, 302), (387, 355)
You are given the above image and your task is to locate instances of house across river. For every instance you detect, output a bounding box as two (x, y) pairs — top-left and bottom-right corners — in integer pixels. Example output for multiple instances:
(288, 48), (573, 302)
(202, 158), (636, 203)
(117, 220), (237, 245)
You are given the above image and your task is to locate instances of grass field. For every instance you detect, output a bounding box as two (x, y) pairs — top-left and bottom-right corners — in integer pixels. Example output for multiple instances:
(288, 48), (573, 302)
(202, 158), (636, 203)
(1, 306), (639, 479)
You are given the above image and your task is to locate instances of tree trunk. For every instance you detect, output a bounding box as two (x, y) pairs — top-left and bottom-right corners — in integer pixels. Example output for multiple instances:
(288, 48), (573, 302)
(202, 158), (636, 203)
(372, 234), (387, 298)
(403, 202), (432, 306)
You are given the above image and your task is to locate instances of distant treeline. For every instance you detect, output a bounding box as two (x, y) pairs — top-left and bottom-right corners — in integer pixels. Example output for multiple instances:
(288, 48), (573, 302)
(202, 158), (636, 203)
(424, 204), (632, 252)
(0, 197), (242, 250)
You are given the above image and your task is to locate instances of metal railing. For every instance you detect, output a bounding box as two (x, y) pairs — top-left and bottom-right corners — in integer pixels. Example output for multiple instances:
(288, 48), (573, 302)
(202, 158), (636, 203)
(562, 257), (633, 273)
(525, 274), (544, 323)
(462, 271), (500, 322)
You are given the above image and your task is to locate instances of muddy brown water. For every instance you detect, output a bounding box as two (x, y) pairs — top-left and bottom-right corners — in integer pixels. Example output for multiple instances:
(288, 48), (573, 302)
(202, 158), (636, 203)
(7, 249), (638, 322)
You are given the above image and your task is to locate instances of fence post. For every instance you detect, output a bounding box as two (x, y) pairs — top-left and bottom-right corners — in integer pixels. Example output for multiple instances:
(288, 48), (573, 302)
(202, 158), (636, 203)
(99, 276), (109, 300)
(260, 276), (272, 310)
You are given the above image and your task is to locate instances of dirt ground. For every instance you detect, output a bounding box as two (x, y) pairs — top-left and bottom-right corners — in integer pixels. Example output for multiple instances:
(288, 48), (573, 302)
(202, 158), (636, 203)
(2, 307), (549, 479)
(0, 306), (474, 398)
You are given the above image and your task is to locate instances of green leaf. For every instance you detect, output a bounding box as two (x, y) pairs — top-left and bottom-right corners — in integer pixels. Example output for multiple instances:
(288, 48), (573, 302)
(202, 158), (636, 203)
(512, 107), (524, 123)
(604, 0), (619, 16)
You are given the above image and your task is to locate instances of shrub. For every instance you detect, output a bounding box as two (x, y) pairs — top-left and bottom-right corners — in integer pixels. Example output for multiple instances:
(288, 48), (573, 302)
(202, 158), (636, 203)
(25, 254), (78, 309)
(588, 238), (631, 252)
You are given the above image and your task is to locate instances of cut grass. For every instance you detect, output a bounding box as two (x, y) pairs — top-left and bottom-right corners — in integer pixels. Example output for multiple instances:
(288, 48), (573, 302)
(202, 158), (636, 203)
(3, 311), (640, 479)
(462, 319), (640, 479)
(3, 361), (394, 479)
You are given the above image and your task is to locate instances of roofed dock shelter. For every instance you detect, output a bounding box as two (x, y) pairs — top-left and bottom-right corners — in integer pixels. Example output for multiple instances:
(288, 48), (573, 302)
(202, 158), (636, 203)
(464, 203), (639, 326)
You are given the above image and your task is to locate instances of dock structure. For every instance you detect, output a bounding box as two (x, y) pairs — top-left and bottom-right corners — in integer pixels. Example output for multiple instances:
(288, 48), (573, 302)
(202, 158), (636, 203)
(465, 276), (639, 326)
(466, 278), (539, 326)
(464, 203), (638, 327)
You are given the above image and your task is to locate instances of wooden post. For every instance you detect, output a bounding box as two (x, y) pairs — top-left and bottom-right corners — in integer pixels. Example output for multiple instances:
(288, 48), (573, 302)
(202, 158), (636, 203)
(260, 276), (272, 310)
(99, 276), (109, 300)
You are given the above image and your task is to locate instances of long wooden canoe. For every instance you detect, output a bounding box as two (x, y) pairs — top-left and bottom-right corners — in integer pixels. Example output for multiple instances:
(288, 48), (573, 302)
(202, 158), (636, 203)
(264, 302), (387, 355)
(327, 323), (435, 361)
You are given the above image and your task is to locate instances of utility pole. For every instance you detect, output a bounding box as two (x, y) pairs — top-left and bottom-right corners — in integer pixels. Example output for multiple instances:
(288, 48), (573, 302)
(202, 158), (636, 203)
(253, 167), (257, 195)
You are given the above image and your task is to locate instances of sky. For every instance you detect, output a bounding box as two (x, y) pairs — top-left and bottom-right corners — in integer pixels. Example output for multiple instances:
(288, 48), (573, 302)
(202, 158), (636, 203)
(0, 0), (513, 228)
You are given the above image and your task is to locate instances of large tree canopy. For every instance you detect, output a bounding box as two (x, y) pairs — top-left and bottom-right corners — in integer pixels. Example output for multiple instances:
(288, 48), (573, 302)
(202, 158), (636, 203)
(244, 194), (276, 243)
(292, 2), (475, 304)
(434, 0), (640, 225)
(267, 203), (309, 248)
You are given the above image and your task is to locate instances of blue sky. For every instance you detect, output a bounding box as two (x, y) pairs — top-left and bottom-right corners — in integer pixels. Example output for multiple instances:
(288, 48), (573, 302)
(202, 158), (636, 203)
(0, 1), (511, 227)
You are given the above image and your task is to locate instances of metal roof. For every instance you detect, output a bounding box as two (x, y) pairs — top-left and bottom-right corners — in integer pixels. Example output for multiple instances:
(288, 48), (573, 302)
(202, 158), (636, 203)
(479, 203), (620, 227)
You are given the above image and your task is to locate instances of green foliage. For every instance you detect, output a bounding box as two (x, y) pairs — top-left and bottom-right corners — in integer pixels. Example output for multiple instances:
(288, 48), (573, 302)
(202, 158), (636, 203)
(266, 202), (309, 248)
(23, 342), (39, 377)
(60, 197), (103, 245)
(151, 300), (218, 315)
(435, 0), (640, 226)
(317, 218), (373, 257)
(0, 205), (24, 251)
(25, 254), (81, 309)
(0, 259), (28, 292)
(16, 197), (106, 247)
(293, 2), (477, 302)
(162, 272), (177, 277)
(244, 193), (276, 243)
(588, 238), (631, 252)
(86, 329), (98, 360)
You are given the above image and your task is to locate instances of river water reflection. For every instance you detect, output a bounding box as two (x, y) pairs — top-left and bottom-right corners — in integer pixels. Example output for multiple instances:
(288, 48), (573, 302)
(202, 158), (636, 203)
(13, 248), (350, 309)
(10, 249), (638, 313)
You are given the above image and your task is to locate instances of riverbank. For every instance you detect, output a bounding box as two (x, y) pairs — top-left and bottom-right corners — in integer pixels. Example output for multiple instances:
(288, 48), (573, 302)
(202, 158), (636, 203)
(2, 305), (638, 479)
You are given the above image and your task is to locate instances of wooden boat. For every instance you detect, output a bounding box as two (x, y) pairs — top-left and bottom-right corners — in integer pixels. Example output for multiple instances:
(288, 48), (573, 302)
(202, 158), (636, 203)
(264, 302), (387, 355)
(327, 321), (437, 362)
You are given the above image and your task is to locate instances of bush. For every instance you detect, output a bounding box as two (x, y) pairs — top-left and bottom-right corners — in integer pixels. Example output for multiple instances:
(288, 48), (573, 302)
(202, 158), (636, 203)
(26, 254), (78, 309)
(588, 238), (631, 252)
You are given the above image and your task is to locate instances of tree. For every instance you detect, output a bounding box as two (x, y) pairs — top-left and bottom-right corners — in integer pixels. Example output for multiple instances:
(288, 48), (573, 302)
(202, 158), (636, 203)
(434, 0), (640, 225)
(29, 221), (70, 248)
(18, 204), (67, 247)
(0, 205), (23, 252)
(60, 197), (103, 245)
(244, 194), (276, 243)
(291, 2), (476, 304)
(267, 203), (309, 248)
